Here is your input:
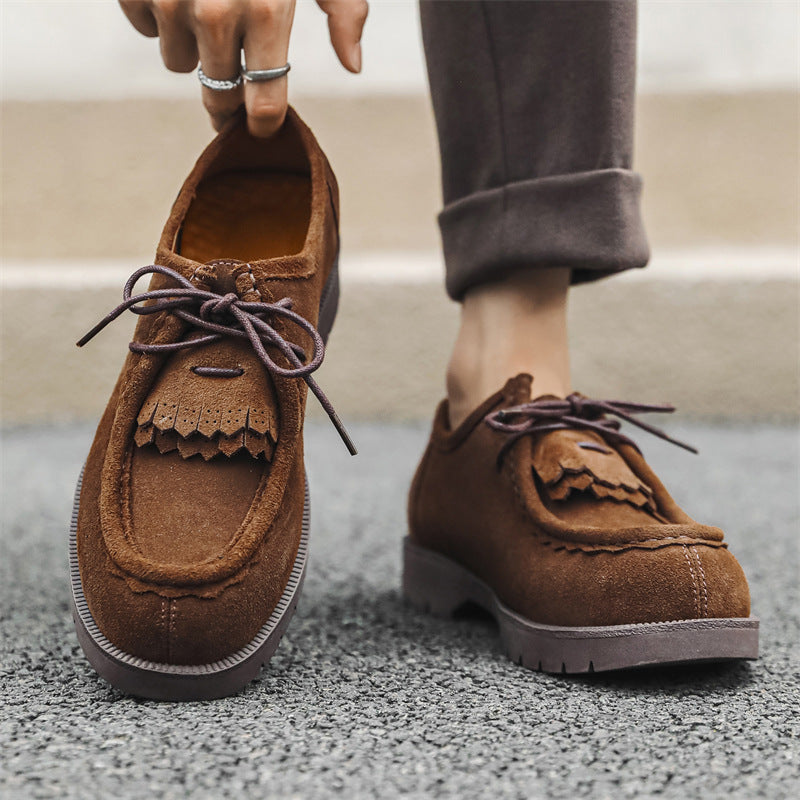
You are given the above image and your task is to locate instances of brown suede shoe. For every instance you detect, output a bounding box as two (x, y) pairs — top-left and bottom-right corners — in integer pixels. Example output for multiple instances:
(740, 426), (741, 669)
(70, 108), (354, 700)
(405, 374), (758, 673)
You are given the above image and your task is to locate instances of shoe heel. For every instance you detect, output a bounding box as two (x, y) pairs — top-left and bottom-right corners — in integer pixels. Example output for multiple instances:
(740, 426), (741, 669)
(402, 537), (473, 618)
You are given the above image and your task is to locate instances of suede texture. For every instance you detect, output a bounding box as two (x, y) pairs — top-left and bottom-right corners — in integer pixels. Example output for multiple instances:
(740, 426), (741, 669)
(76, 107), (340, 665)
(134, 336), (280, 461)
(408, 375), (751, 627)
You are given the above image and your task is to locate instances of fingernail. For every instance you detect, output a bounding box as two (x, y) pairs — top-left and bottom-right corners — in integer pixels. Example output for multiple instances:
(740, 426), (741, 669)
(351, 43), (362, 73)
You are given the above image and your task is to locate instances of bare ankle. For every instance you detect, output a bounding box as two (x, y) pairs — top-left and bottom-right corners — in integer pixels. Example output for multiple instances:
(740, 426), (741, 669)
(446, 268), (571, 429)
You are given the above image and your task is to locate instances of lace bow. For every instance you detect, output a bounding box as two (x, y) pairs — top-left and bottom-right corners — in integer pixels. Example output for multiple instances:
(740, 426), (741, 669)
(484, 393), (696, 467)
(77, 264), (356, 455)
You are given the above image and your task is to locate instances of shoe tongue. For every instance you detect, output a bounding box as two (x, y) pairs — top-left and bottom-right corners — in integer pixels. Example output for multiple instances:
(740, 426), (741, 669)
(500, 376), (571, 408)
(532, 428), (660, 522)
(197, 259), (265, 302)
(501, 373), (534, 405)
(497, 377), (662, 523)
(135, 260), (279, 461)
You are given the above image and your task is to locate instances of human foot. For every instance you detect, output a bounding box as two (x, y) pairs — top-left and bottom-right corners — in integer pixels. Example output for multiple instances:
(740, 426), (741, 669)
(405, 374), (758, 673)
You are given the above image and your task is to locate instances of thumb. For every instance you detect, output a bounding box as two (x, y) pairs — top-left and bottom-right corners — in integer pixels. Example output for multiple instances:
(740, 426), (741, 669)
(317, 0), (368, 73)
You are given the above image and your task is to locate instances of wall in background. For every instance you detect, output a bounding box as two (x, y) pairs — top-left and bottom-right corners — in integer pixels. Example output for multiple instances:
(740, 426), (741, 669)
(2, 1), (797, 424)
(2, 0), (798, 100)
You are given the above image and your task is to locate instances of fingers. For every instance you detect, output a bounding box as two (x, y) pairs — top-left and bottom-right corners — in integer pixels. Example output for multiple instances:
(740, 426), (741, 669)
(119, 1), (159, 37)
(118, 0), (366, 137)
(242, 1), (296, 138)
(317, 0), (368, 73)
(193, 2), (245, 130)
(152, 1), (199, 72)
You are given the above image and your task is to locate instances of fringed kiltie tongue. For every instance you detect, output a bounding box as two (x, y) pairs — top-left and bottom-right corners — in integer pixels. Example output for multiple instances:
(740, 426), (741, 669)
(530, 428), (657, 513)
(484, 392), (698, 521)
(133, 356), (279, 461)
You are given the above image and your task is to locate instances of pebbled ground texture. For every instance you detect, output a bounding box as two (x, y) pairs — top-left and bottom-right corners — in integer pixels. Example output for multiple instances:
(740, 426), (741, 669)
(1, 421), (798, 800)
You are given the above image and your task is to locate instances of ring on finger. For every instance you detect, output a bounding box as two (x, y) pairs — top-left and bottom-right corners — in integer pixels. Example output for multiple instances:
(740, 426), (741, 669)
(242, 63), (291, 82)
(197, 66), (243, 92)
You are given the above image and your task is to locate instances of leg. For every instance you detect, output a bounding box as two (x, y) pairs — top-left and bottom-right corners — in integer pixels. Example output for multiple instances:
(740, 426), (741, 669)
(406, 1), (756, 675)
(448, 267), (571, 426)
(420, 0), (649, 425)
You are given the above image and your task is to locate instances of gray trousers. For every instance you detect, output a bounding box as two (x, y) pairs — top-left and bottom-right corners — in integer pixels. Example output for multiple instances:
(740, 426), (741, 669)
(420, 0), (650, 300)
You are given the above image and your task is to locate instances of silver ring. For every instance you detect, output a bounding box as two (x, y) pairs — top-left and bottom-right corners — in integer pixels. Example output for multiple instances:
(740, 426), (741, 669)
(197, 66), (243, 92)
(242, 63), (291, 82)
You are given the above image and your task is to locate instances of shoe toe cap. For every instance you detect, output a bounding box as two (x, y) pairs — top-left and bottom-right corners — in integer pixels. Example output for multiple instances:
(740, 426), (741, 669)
(517, 541), (752, 626)
(82, 567), (283, 666)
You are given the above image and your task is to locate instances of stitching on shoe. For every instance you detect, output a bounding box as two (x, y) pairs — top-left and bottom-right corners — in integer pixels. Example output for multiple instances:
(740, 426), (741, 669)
(160, 598), (168, 659)
(121, 448), (141, 554)
(682, 545), (701, 617)
(691, 547), (710, 617)
(168, 600), (176, 663)
(245, 265), (262, 300)
(549, 537), (726, 554)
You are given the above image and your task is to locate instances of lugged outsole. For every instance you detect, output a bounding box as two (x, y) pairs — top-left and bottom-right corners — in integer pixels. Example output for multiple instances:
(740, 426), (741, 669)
(402, 537), (759, 674)
(69, 469), (310, 701)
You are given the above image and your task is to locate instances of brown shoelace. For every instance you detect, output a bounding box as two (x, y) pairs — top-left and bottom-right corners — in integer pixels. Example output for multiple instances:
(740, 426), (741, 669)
(485, 393), (697, 467)
(77, 264), (357, 455)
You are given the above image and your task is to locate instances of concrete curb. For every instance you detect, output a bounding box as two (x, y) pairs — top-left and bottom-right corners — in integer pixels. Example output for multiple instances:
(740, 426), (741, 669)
(2, 250), (797, 424)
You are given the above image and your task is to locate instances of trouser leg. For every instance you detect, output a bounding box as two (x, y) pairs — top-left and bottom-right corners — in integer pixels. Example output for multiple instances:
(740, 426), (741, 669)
(420, 0), (650, 301)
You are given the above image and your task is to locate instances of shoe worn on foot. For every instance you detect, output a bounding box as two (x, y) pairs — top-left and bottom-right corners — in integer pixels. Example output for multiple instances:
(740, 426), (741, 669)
(71, 108), (354, 700)
(405, 374), (758, 673)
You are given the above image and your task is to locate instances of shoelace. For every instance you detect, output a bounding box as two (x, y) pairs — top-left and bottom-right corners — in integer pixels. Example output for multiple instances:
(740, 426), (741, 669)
(77, 264), (357, 455)
(484, 393), (697, 468)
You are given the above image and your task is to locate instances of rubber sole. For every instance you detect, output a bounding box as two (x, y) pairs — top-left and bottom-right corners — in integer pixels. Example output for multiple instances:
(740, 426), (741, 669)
(402, 538), (759, 674)
(70, 469), (309, 701)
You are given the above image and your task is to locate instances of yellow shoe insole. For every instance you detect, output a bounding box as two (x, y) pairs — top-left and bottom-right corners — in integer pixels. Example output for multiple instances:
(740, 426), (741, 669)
(179, 171), (311, 263)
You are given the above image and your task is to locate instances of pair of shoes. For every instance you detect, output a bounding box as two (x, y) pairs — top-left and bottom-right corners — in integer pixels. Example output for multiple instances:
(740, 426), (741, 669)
(71, 109), (758, 701)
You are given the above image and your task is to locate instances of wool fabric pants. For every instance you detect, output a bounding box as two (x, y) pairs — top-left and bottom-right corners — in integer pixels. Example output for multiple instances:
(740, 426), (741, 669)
(420, 0), (650, 300)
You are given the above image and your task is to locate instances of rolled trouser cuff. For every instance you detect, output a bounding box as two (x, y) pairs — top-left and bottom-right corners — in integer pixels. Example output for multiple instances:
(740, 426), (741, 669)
(439, 167), (650, 301)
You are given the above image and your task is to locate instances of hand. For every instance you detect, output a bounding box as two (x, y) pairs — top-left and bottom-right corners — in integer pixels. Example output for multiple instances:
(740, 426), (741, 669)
(119, 0), (368, 137)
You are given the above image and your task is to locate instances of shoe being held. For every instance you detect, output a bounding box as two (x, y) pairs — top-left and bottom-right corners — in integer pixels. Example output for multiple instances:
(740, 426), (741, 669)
(405, 374), (758, 673)
(70, 108), (354, 700)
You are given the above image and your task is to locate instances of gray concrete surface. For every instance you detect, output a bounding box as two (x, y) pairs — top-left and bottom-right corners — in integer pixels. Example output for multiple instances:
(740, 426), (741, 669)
(3, 263), (798, 424)
(1, 422), (798, 799)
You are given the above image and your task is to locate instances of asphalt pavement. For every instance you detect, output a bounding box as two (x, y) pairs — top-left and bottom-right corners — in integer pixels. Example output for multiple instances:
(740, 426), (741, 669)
(1, 421), (798, 799)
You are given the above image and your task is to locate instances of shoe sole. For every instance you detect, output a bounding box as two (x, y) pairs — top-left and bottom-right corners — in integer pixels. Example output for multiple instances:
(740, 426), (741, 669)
(70, 258), (340, 700)
(402, 538), (759, 674)
(70, 468), (310, 701)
